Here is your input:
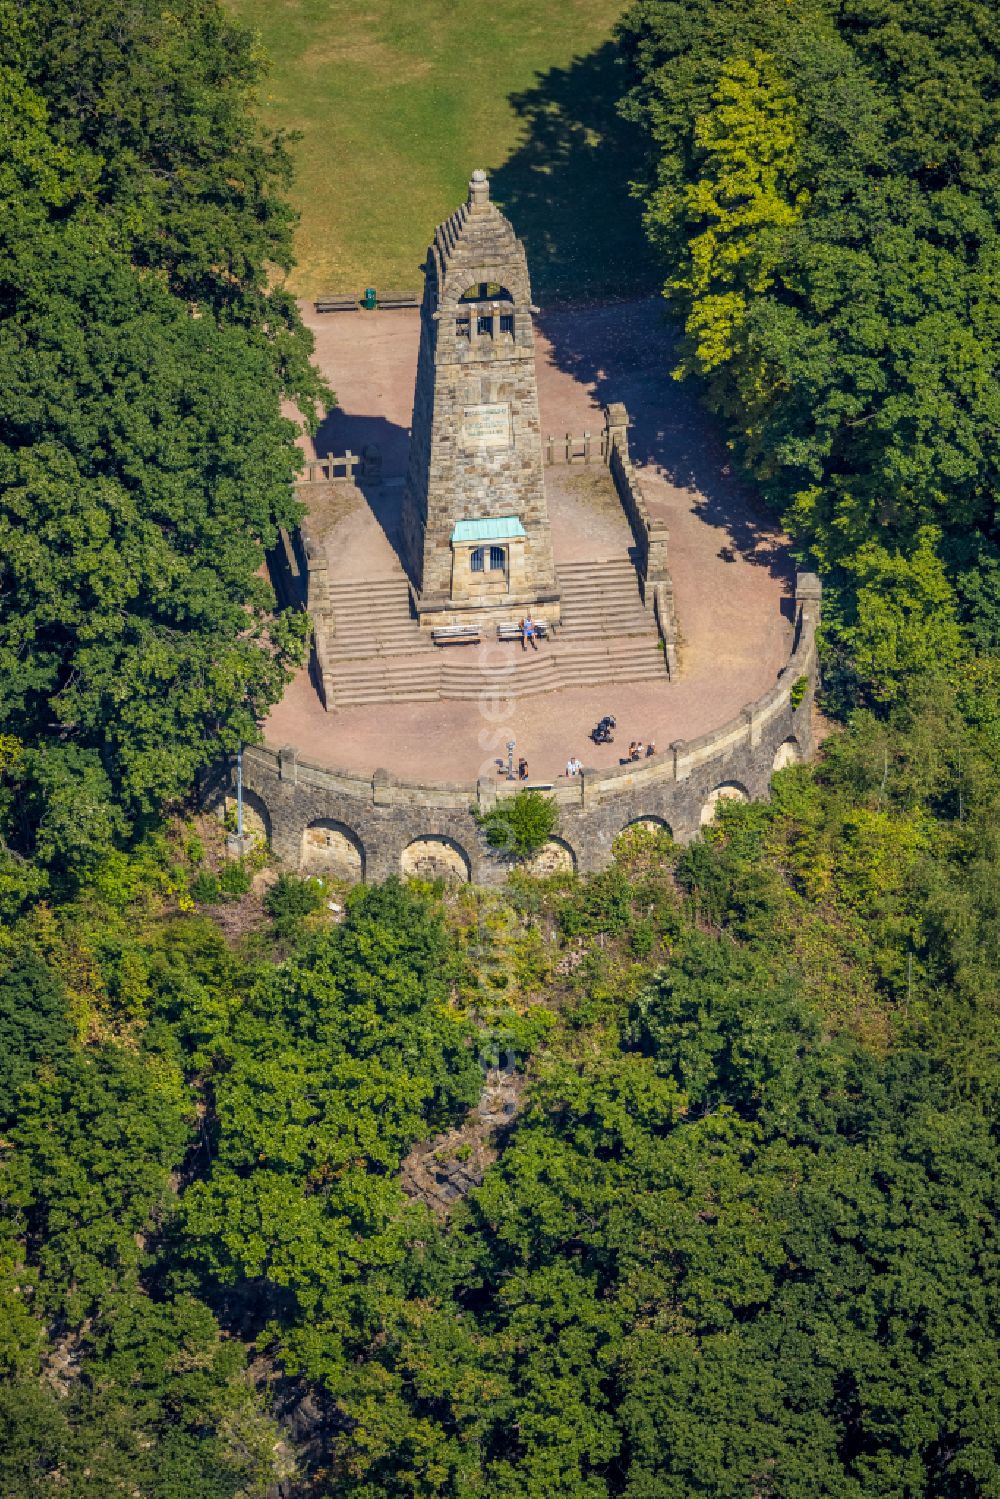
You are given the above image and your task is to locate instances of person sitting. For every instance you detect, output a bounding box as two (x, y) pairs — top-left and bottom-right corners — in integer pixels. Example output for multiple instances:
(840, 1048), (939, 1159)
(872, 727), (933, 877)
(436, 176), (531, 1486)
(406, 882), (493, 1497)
(627, 741), (637, 761)
(633, 740), (644, 761)
(521, 614), (538, 651)
(646, 741), (656, 757)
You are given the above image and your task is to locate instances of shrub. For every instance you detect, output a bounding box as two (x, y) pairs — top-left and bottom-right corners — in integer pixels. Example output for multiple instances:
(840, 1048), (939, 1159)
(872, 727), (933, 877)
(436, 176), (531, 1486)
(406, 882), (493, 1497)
(217, 861), (251, 898)
(189, 870), (220, 905)
(476, 791), (558, 862)
(790, 675), (810, 709)
(264, 873), (325, 934)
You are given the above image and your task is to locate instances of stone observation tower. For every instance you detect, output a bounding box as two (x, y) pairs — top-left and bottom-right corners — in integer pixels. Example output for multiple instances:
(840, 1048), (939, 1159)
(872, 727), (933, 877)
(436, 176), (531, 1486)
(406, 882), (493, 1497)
(402, 170), (560, 629)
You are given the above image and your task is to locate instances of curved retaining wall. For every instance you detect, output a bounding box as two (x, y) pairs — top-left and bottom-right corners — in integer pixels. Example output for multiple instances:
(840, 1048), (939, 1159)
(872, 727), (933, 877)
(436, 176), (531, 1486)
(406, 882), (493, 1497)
(207, 574), (821, 885)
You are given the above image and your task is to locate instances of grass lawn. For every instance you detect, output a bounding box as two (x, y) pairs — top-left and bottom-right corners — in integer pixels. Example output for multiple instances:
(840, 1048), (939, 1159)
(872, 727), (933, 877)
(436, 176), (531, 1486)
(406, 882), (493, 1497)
(227, 0), (658, 301)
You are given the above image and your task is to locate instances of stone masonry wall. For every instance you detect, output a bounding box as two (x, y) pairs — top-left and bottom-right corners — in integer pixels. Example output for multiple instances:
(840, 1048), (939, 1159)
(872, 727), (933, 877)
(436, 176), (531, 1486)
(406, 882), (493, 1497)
(401, 172), (559, 625)
(206, 575), (822, 885)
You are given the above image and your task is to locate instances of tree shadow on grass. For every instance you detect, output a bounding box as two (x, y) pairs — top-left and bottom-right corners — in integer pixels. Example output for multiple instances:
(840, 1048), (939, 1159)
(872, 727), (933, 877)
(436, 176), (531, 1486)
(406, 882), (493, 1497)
(489, 43), (791, 582)
(491, 41), (659, 304)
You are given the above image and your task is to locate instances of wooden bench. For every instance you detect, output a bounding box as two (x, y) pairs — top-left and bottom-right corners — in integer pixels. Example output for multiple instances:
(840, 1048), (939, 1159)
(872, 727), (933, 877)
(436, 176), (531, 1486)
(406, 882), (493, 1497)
(377, 289), (421, 309)
(496, 619), (551, 642)
(432, 624), (481, 646)
(315, 294), (359, 313)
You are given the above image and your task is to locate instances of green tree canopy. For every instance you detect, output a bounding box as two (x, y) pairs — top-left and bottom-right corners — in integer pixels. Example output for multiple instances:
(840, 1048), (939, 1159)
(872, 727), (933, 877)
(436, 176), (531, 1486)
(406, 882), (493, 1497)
(0, 0), (328, 881)
(618, 0), (1000, 676)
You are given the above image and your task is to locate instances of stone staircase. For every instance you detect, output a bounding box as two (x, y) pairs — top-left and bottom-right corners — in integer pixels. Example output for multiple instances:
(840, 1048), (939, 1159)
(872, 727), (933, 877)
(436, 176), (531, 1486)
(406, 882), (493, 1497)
(325, 577), (436, 707)
(326, 578), (428, 660)
(555, 559), (666, 685)
(555, 558), (652, 638)
(321, 558), (665, 708)
(440, 651), (559, 701)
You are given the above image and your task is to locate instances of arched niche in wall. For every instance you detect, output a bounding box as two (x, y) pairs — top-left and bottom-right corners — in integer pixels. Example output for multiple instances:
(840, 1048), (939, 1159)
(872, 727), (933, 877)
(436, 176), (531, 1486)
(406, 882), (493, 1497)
(225, 787), (271, 846)
(529, 837), (577, 876)
(400, 836), (471, 883)
(699, 781), (750, 827)
(623, 815), (673, 838)
(613, 817), (674, 859)
(301, 819), (365, 881)
(772, 736), (802, 771)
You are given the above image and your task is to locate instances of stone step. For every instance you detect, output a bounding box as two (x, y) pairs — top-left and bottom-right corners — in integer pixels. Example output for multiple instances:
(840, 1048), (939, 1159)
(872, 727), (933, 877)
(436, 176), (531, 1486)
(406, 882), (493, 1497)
(559, 584), (645, 605)
(557, 577), (639, 593)
(560, 612), (652, 628)
(333, 685), (441, 706)
(329, 653), (442, 706)
(440, 656), (559, 699)
(328, 576), (410, 592)
(329, 596), (413, 614)
(560, 593), (649, 615)
(329, 601), (413, 619)
(560, 598), (644, 615)
(558, 623), (652, 641)
(558, 578), (643, 596)
(560, 639), (663, 661)
(329, 637), (427, 660)
(331, 655), (438, 681)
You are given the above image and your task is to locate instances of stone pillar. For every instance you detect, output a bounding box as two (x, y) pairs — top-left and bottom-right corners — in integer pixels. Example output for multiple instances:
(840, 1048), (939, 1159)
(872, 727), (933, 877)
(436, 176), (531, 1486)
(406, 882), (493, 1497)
(372, 768), (394, 806)
(670, 740), (688, 781)
(794, 571), (823, 635)
(279, 744), (299, 784)
(792, 571), (822, 757)
(581, 768), (602, 809)
(742, 705), (762, 749)
(604, 402), (629, 462)
(646, 522), (670, 583)
(469, 168), (490, 209)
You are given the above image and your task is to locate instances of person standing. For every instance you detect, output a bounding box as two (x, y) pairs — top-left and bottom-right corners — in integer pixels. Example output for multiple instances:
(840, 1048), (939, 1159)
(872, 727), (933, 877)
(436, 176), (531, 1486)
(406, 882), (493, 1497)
(518, 756), (529, 780)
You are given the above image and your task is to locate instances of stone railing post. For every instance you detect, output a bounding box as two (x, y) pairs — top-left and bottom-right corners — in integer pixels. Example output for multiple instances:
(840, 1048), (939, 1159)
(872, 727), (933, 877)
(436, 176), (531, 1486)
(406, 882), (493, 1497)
(646, 522), (669, 584)
(794, 570), (823, 632)
(372, 768), (394, 806)
(671, 740), (688, 781)
(604, 402), (629, 464)
(742, 704), (761, 749)
(279, 744), (299, 784)
(581, 768), (601, 808)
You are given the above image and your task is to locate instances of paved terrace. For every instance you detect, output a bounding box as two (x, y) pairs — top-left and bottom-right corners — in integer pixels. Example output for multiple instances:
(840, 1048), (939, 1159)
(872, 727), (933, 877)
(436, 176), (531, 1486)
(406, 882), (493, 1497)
(265, 299), (793, 784)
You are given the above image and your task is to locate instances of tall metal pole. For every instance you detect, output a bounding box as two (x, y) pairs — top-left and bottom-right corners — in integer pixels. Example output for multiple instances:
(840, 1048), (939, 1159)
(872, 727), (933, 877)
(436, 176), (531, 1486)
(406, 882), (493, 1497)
(506, 739), (515, 782)
(236, 746), (244, 839)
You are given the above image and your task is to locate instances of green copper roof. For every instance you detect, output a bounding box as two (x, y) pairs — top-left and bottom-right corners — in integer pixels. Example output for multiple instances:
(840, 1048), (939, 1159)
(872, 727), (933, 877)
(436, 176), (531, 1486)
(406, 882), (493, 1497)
(451, 515), (526, 543)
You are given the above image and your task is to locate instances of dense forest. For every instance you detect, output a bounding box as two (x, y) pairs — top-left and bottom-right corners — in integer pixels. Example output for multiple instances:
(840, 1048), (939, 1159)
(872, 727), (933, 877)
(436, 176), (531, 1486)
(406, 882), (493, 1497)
(1, 0), (998, 1495)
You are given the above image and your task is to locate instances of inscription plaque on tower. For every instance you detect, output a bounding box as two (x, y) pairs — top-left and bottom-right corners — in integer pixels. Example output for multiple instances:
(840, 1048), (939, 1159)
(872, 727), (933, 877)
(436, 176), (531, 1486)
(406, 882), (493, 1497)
(401, 169), (559, 628)
(461, 402), (511, 450)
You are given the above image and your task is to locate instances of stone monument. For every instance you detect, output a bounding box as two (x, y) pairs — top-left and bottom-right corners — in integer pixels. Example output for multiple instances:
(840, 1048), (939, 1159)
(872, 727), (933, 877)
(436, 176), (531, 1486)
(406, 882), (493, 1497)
(401, 170), (560, 630)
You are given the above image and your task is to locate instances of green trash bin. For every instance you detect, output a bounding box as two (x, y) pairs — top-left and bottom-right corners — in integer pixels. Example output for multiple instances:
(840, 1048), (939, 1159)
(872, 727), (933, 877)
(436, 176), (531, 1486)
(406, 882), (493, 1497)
(363, 287), (377, 311)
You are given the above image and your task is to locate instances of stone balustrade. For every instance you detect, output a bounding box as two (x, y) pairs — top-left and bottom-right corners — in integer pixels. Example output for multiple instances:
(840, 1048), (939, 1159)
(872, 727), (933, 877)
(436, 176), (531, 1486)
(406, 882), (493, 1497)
(204, 574), (821, 887)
